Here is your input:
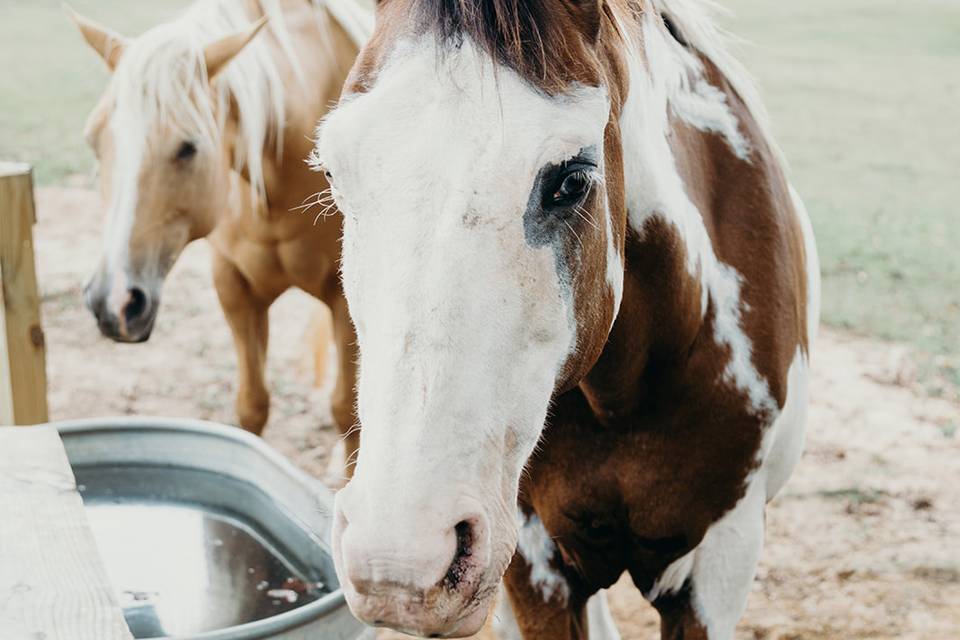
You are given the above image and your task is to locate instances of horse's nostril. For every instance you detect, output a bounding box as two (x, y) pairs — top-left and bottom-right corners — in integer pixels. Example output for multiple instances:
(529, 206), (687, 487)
(124, 287), (148, 323)
(454, 520), (473, 557)
(443, 520), (475, 590)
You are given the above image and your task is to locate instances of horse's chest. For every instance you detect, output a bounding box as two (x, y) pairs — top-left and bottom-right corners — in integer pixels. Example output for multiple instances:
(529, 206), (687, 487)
(214, 216), (339, 299)
(521, 389), (766, 592)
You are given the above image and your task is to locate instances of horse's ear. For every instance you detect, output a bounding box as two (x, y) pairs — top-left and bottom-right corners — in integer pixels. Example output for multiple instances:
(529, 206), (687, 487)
(203, 16), (269, 80)
(64, 5), (127, 71)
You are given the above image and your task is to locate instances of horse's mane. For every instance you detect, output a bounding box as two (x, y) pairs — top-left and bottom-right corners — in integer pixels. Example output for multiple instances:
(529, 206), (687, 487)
(651, 0), (780, 163)
(109, 0), (333, 204)
(413, 0), (589, 94)
(415, 0), (779, 160)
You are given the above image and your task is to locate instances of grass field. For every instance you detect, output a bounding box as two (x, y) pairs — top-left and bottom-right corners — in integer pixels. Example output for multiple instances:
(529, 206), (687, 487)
(0, 1), (191, 181)
(723, 0), (960, 391)
(1, 0), (957, 388)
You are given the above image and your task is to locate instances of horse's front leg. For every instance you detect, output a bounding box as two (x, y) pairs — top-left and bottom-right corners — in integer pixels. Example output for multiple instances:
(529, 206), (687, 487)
(496, 587), (619, 640)
(212, 251), (272, 434)
(651, 482), (766, 640)
(499, 550), (589, 640)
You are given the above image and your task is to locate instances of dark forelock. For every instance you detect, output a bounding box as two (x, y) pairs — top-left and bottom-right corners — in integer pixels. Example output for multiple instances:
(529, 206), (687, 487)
(412, 0), (601, 93)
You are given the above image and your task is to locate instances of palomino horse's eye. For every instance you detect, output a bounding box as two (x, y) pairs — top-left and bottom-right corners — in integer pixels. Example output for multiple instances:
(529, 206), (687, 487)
(176, 141), (197, 161)
(551, 168), (592, 206)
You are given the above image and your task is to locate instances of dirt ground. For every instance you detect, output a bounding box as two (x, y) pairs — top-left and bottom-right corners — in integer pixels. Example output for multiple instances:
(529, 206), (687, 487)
(34, 186), (960, 639)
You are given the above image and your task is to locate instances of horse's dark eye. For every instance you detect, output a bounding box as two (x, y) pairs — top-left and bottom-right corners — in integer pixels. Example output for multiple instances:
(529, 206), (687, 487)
(552, 169), (591, 205)
(176, 141), (197, 161)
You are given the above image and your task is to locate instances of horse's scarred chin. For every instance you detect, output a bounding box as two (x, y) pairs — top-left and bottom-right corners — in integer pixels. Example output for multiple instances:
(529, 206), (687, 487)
(340, 579), (495, 638)
(331, 450), (525, 637)
(332, 523), (501, 633)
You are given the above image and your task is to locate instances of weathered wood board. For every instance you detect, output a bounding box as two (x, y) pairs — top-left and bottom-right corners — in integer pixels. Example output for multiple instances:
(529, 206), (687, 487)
(0, 426), (132, 640)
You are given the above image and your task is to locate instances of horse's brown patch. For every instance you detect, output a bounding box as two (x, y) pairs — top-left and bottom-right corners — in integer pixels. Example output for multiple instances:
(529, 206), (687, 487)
(515, 5), (811, 636)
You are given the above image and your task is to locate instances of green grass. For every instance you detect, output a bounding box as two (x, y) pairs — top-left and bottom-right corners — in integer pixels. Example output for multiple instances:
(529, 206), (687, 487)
(0, 0), (191, 183)
(723, 0), (960, 390)
(1, 0), (957, 390)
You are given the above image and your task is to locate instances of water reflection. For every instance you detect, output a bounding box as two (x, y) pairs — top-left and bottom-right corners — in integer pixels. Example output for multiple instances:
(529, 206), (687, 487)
(78, 467), (326, 639)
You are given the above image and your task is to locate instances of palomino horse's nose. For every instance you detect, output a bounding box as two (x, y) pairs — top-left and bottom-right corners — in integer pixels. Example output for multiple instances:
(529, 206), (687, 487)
(116, 286), (155, 342)
(86, 282), (157, 343)
(333, 489), (492, 636)
(122, 286), (149, 327)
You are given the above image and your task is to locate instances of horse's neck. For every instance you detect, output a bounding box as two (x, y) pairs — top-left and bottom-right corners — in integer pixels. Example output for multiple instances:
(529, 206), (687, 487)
(578, 215), (706, 421)
(582, 7), (794, 424)
(579, 27), (722, 420)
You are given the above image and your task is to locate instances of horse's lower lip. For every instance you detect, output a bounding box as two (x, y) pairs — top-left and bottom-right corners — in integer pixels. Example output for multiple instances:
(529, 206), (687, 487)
(125, 331), (153, 344)
(100, 314), (156, 343)
(350, 589), (494, 639)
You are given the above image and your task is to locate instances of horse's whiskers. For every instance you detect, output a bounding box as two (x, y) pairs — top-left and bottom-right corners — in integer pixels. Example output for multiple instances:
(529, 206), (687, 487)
(564, 220), (585, 251)
(574, 205), (600, 231)
(313, 202), (338, 225)
(290, 187), (334, 214)
(290, 198), (321, 212)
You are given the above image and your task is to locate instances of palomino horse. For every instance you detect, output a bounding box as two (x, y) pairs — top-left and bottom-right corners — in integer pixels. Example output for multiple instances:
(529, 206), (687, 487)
(313, 0), (819, 637)
(71, 0), (370, 459)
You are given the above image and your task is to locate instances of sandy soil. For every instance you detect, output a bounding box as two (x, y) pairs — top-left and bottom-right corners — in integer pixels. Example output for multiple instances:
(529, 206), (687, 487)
(33, 186), (960, 639)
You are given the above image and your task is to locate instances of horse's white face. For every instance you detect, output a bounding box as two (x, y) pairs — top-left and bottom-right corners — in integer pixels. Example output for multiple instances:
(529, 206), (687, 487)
(315, 40), (618, 636)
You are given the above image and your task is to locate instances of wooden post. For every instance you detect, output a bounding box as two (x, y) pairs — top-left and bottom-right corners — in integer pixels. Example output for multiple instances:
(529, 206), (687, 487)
(0, 162), (48, 425)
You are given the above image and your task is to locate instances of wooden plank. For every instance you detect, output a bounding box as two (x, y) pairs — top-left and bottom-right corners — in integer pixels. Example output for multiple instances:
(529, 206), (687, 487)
(0, 162), (48, 425)
(0, 426), (132, 640)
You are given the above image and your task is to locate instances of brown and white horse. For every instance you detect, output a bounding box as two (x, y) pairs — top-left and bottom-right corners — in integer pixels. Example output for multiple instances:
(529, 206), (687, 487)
(313, 0), (819, 637)
(71, 0), (370, 458)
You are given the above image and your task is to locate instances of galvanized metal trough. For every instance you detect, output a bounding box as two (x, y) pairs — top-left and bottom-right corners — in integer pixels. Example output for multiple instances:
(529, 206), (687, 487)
(54, 416), (371, 640)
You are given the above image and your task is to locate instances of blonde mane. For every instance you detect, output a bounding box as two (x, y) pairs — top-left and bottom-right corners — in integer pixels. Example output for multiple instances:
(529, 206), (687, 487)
(107, 0), (368, 205)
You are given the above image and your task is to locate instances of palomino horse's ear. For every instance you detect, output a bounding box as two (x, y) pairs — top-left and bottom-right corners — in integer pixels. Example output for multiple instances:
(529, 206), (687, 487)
(203, 16), (269, 81)
(64, 5), (127, 71)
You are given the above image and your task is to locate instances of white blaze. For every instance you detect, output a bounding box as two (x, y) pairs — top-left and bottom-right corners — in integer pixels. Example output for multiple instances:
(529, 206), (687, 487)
(315, 37), (611, 594)
(101, 100), (146, 310)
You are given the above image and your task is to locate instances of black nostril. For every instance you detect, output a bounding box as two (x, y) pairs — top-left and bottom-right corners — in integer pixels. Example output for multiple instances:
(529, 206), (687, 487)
(454, 520), (473, 557)
(124, 287), (148, 323)
(443, 520), (474, 590)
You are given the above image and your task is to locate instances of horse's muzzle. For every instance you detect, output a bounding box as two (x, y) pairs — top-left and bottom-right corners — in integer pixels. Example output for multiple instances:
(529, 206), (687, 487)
(85, 281), (158, 343)
(332, 488), (496, 637)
